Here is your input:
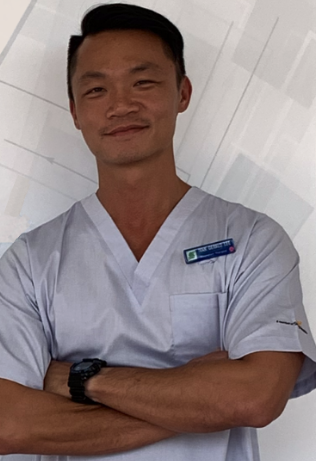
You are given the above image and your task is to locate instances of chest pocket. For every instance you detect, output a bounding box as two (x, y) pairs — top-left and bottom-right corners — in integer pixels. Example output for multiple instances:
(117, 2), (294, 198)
(170, 292), (227, 363)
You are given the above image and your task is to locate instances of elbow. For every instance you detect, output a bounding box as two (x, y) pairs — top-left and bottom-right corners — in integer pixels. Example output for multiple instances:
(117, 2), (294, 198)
(240, 396), (287, 428)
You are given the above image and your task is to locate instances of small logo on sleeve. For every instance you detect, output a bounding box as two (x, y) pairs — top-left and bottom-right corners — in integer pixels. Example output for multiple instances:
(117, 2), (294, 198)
(276, 320), (308, 335)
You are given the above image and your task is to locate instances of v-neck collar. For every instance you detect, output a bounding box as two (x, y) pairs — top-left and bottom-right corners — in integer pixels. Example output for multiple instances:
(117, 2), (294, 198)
(81, 187), (207, 305)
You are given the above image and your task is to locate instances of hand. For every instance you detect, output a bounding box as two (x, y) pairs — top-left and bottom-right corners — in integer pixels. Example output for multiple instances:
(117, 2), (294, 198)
(44, 360), (72, 399)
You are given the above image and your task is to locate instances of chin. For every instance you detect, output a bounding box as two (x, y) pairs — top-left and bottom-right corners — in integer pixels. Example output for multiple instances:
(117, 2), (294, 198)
(96, 151), (153, 167)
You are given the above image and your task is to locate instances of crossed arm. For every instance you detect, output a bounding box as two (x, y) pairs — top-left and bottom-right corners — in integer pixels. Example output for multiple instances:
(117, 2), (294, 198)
(0, 350), (304, 456)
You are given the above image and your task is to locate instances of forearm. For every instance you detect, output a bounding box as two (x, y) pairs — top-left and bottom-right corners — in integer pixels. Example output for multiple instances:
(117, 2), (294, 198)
(86, 358), (244, 433)
(85, 352), (304, 433)
(0, 379), (175, 456)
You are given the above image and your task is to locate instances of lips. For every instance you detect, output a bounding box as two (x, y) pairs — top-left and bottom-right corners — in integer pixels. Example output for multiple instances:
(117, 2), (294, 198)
(106, 125), (148, 136)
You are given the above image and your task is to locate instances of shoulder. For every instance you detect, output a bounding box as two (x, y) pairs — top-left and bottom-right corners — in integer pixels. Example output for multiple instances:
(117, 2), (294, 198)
(193, 188), (298, 268)
(1, 195), (94, 268)
(26, 196), (89, 241)
(196, 187), (265, 220)
(197, 188), (288, 240)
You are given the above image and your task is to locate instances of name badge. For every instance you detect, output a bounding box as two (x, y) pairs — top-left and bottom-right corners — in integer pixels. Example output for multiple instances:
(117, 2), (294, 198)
(184, 239), (235, 264)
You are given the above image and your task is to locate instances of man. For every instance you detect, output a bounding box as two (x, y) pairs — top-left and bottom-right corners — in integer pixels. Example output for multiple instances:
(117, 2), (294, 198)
(0, 4), (315, 460)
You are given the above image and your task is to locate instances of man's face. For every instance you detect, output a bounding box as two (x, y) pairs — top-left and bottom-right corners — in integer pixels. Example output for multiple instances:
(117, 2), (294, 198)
(70, 29), (192, 167)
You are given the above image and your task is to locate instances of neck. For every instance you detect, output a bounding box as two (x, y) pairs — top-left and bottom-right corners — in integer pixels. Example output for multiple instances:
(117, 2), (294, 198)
(95, 155), (191, 260)
(96, 156), (190, 225)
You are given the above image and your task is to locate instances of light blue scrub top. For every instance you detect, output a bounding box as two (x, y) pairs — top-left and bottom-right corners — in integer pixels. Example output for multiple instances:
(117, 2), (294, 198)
(1, 187), (316, 461)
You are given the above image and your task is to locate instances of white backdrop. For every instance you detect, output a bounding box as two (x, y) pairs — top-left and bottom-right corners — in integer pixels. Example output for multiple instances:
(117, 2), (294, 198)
(0, 0), (315, 459)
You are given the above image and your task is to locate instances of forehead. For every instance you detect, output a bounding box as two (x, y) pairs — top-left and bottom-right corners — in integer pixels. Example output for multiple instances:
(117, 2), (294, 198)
(74, 29), (174, 74)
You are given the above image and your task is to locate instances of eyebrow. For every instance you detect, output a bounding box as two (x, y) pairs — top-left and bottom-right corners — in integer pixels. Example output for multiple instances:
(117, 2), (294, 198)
(78, 62), (163, 84)
(78, 71), (106, 84)
(129, 62), (163, 74)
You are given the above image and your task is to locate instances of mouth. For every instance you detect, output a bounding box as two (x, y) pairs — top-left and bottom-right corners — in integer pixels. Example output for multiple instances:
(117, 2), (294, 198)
(106, 125), (148, 137)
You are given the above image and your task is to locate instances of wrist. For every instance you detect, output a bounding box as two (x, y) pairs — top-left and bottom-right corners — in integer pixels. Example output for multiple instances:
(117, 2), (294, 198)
(68, 358), (107, 404)
(85, 367), (112, 403)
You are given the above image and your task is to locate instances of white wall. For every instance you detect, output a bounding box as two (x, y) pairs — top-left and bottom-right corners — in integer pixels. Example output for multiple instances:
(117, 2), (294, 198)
(0, 0), (315, 459)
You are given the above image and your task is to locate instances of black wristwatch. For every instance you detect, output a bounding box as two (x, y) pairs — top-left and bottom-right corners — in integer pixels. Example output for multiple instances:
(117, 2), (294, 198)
(68, 358), (107, 404)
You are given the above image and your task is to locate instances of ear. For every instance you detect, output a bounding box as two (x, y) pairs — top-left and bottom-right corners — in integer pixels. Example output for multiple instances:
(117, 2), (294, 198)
(178, 76), (192, 113)
(69, 99), (81, 130)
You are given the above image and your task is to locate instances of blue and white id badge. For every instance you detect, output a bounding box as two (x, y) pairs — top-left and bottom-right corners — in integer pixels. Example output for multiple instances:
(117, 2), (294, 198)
(184, 238), (235, 264)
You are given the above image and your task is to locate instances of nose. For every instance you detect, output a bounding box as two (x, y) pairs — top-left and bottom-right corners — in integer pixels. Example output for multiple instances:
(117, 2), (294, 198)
(106, 87), (139, 118)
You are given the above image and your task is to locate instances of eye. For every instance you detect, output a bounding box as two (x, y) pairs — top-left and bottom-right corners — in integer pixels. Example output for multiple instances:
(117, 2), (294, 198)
(86, 87), (106, 96)
(135, 80), (155, 87)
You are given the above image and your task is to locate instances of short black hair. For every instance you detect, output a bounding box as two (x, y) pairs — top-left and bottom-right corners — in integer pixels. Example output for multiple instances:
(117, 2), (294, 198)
(67, 3), (186, 100)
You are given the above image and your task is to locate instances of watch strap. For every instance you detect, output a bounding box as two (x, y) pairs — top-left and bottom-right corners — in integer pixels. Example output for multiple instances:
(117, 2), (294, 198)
(68, 358), (107, 404)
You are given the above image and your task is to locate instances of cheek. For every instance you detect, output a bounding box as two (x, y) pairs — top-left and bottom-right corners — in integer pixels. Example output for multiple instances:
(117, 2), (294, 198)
(150, 98), (179, 125)
(160, 102), (179, 131)
(75, 114), (102, 151)
(75, 99), (104, 122)
(76, 109), (101, 136)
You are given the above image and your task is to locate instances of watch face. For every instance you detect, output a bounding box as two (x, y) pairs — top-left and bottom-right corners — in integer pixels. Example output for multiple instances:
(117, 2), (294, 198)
(73, 361), (93, 371)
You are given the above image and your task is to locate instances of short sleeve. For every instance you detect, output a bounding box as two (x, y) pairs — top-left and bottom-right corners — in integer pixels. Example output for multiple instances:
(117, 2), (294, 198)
(0, 236), (50, 389)
(224, 214), (316, 398)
